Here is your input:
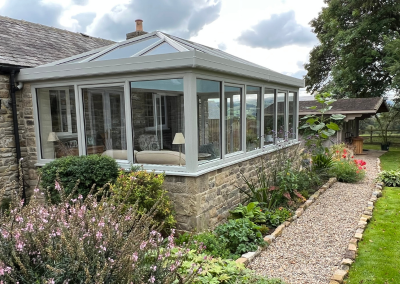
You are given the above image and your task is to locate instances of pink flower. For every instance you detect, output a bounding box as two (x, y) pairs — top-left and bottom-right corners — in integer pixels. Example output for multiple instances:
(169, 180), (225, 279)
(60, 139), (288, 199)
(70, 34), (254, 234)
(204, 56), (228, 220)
(96, 231), (103, 239)
(149, 276), (155, 283)
(132, 252), (138, 262)
(55, 181), (61, 191)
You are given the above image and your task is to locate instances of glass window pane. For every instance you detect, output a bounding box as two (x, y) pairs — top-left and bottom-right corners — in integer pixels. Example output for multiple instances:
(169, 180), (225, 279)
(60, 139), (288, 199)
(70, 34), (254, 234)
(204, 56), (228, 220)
(83, 86), (127, 160)
(264, 88), (275, 146)
(246, 86), (261, 151)
(131, 79), (185, 166)
(197, 79), (221, 163)
(37, 86), (79, 159)
(277, 91), (287, 140)
(225, 86), (242, 154)
(288, 92), (296, 140)
(93, 37), (160, 61)
(142, 42), (178, 56)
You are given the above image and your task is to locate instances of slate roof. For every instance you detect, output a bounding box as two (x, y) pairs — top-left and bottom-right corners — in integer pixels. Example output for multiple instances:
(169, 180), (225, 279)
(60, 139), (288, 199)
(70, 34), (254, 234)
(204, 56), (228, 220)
(299, 97), (389, 115)
(0, 16), (114, 68)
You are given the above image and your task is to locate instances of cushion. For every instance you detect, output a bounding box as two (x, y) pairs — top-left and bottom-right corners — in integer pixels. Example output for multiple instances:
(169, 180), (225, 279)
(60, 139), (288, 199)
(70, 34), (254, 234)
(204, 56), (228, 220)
(136, 150), (186, 165)
(102, 150), (128, 160)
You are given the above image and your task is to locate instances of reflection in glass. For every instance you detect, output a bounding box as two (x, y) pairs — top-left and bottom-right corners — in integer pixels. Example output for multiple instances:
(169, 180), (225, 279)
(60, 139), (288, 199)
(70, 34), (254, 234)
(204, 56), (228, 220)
(197, 79), (221, 163)
(131, 79), (185, 166)
(143, 42), (178, 56)
(37, 86), (79, 159)
(288, 92), (296, 139)
(83, 86), (127, 160)
(246, 86), (261, 151)
(264, 88), (275, 145)
(225, 86), (242, 154)
(277, 91), (287, 139)
(94, 37), (160, 61)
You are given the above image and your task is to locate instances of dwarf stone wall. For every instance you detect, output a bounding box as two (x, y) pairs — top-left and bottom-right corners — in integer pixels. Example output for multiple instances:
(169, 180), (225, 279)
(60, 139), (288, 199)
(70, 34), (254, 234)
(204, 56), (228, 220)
(0, 76), (37, 197)
(163, 143), (300, 232)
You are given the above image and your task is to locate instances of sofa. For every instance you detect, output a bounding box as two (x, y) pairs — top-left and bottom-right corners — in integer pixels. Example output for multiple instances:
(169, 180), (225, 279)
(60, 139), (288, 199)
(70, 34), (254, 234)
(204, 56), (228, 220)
(102, 149), (185, 165)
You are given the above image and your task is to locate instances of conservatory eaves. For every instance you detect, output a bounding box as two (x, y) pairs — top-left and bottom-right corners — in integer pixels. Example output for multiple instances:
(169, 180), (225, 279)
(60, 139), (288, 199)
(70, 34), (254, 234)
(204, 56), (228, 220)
(17, 31), (304, 88)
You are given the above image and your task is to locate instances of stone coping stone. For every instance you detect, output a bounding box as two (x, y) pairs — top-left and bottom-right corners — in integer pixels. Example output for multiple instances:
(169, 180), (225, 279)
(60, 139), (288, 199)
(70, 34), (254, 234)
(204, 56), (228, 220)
(235, 178), (337, 266)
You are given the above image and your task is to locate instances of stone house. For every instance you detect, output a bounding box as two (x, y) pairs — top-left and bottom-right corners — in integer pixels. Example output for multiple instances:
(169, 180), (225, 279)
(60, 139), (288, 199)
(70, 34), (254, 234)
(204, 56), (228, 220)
(1, 18), (303, 231)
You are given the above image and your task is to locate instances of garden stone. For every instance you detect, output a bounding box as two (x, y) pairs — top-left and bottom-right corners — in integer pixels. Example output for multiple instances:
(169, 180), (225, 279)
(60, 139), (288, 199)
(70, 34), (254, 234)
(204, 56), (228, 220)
(344, 250), (356, 260)
(331, 269), (348, 283)
(354, 232), (363, 240)
(363, 210), (372, 216)
(264, 235), (274, 244)
(304, 200), (313, 208)
(242, 251), (256, 261)
(339, 264), (350, 271)
(367, 201), (374, 207)
(341, 259), (353, 266)
(361, 214), (372, 220)
(236, 257), (249, 265)
(349, 238), (358, 245)
(348, 243), (357, 251)
(295, 208), (304, 217)
(329, 281), (340, 284)
(358, 221), (367, 227)
(272, 224), (285, 238)
(360, 217), (368, 223)
(283, 221), (291, 227)
(356, 228), (364, 234)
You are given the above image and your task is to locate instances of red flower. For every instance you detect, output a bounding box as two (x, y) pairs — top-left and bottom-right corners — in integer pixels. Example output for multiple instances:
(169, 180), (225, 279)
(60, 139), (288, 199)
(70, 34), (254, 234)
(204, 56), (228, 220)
(342, 155), (347, 159)
(351, 156), (354, 158)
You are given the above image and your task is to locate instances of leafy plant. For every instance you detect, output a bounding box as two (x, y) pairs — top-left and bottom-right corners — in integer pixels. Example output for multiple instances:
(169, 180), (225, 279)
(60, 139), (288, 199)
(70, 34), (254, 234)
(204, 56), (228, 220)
(264, 208), (293, 228)
(40, 155), (119, 203)
(376, 170), (400, 187)
(299, 93), (345, 143)
(332, 159), (366, 183)
(175, 232), (231, 259)
(214, 219), (266, 259)
(0, 177), (196, 283)
(110, 170), (176, 230)
(229, 202), (266, 224)
(311, 150), (334, 173)
(179, 252), (286, 284)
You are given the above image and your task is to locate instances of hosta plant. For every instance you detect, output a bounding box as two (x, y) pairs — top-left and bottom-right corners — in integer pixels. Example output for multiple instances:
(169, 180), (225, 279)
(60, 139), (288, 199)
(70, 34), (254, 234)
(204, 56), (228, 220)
(0, 178), (197, 284)
(376, 170), (400, 187)
(229, 202), (266, 224)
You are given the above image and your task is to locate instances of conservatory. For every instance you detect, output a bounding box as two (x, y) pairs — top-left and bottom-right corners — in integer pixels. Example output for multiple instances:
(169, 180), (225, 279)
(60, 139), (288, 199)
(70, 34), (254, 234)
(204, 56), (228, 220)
(18, 31), (303, 177)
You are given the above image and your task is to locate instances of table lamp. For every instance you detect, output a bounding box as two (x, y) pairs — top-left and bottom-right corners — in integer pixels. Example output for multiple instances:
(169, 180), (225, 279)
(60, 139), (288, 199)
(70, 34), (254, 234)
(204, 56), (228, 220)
(48, 132), (59, 158)
(172, 133), (185, 166)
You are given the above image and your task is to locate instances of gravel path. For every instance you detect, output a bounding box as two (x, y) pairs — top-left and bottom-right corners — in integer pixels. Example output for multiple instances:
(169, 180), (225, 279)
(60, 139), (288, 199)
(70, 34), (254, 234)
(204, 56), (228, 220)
(250, 150), (383, 284)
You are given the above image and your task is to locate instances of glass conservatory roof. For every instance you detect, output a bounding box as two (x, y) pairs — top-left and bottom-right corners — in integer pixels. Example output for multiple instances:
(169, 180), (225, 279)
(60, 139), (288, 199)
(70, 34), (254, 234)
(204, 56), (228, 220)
(42, 31), (270, 70)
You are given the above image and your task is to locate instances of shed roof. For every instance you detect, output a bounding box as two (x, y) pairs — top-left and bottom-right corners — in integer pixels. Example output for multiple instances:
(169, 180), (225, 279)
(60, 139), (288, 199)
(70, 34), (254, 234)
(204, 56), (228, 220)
(0, 16), (114, 68)
(299, 97), (389, 115)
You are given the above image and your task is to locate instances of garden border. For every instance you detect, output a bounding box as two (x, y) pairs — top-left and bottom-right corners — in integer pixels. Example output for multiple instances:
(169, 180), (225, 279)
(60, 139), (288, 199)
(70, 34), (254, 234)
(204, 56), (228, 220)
(235, 176), (338, 266)
(328, 158), (383, 284)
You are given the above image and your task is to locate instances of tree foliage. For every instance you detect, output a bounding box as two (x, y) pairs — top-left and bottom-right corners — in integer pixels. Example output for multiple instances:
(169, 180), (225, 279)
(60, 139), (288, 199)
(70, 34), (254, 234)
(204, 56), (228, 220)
(305, 0), (400, 98)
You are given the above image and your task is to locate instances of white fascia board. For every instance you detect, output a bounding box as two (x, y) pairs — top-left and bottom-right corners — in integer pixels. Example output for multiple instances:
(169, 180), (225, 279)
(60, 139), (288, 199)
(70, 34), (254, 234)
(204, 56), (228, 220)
(192, 51), (304, 88)
(299, 110), (378, 115)
(17, 51), (197, 82)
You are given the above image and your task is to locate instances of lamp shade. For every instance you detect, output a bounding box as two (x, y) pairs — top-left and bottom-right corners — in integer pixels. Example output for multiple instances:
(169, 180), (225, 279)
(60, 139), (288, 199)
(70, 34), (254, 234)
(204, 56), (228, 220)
(47, 132), (59, 142)
(172, 133), (185, 144)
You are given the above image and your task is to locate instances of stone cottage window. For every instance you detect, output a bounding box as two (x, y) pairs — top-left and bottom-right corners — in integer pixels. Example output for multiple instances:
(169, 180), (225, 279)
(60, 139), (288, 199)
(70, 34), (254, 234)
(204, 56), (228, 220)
(36, 86), (79, 159)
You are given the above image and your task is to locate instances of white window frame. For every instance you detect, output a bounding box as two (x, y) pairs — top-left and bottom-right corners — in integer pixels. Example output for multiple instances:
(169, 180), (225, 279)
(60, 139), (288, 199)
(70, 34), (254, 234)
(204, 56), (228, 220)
(31, 70), (299, 176)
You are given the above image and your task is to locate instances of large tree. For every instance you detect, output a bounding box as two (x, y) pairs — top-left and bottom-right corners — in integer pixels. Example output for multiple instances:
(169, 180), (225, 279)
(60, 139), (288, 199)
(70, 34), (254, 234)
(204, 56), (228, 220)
(305, 0), (400, 98)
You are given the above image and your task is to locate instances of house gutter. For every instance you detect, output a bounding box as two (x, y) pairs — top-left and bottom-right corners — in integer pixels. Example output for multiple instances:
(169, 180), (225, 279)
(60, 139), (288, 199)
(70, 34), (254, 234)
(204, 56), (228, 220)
(0, 65), (26, 200)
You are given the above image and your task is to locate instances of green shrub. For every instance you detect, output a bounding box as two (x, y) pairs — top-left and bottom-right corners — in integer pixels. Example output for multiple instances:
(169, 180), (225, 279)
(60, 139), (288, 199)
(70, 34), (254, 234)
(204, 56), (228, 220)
(312, 151), (334, 173)
(179, 252), (286, 284)
(40, 155), (119, 202)
(264, 208), (293, 228)
(376, 170), (400, 187)
(296, 170), (324, 193)
(229, 202), (266, 224)
(332, 159), (366, 183)
(214, 219), (266, 259)
(110, 170), (176, 229)
(175, 232), (231, 259)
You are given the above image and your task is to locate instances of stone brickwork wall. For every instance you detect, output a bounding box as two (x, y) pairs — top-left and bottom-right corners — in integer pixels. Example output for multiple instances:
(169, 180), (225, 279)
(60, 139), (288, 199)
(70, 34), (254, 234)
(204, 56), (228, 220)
(0, 75), (37, 197)
(163, 144), (300, 232)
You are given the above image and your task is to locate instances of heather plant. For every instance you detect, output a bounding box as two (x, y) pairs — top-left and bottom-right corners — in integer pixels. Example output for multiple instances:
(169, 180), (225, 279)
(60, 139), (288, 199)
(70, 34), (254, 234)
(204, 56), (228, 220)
(0, 171), (197, 283)
(40, 155), (119, 203)
(110, 169), (176, 229)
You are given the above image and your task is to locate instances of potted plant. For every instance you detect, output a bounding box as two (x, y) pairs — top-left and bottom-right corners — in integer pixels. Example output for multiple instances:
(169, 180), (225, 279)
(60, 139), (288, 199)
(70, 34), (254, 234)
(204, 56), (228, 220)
(265, 127), (273, 142)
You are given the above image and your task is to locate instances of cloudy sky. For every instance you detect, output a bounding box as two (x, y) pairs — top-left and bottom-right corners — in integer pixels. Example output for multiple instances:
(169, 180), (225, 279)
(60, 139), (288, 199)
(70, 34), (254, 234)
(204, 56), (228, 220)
(0, 0), (325, 97)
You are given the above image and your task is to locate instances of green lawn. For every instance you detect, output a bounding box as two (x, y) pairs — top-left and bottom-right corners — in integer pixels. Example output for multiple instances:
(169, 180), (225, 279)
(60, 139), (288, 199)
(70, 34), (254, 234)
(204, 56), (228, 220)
(346, 148), (400, 284)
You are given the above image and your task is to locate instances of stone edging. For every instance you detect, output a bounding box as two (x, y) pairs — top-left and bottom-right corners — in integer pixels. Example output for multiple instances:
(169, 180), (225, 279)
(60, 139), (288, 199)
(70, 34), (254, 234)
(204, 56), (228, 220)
(236, 177), (338, 266)
(329, 158), (383, 284)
